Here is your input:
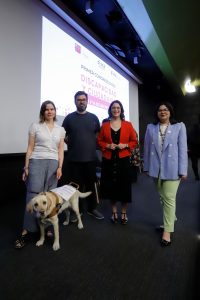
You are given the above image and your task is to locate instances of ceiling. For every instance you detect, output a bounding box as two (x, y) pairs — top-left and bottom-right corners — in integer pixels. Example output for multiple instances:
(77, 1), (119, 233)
(49, 0), (200, 98)
(129, 0), (200, 95)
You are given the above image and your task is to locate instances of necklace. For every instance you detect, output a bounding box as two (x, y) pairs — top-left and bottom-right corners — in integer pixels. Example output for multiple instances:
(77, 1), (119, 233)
(159, 123), (169, 151)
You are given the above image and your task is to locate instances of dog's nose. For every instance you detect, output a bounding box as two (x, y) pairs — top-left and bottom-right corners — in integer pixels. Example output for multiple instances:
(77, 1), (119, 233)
(40, 211), (45, 216)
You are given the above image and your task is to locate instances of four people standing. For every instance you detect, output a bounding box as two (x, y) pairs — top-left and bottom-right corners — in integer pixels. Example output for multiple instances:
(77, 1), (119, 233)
(143, 102), (188, 246)
(97, 100), (137, 224)
(16, 96), (189, 248)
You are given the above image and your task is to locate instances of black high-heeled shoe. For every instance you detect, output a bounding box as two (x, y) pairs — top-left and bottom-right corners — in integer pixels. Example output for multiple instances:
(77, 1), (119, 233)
(161, 239), (171, 247)
(121, 212), (128, 225)
(155, 225), (164, 232)
(110, 212), (118, 224)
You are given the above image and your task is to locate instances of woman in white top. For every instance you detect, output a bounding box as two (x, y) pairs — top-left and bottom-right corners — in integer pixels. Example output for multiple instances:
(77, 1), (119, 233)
(15, 100), (65, 249)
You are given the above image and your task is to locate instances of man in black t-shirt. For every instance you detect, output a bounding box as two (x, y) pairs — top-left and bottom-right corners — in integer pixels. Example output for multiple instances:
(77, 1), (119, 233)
(62, 91), (104, 219)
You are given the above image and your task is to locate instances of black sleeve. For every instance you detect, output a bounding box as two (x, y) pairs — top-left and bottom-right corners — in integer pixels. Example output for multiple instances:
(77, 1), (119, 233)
(95, 115), (100, 133)
(62, 116), (68, 134)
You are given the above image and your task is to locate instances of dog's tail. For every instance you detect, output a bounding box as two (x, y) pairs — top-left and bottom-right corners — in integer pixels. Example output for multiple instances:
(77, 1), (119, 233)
(77, 191), (92, 198)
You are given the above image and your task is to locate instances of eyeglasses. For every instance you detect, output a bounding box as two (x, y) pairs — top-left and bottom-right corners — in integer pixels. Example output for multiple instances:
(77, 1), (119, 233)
(158, 108), (169, 112)
(76, 98), (87, 102)
(111, 107), (121, 110)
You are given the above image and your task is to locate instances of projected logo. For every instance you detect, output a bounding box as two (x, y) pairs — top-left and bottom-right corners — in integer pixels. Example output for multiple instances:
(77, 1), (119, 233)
(97, 60), (105, 70)
(75, 43), (81, 54)
(111, 70), (117, 78)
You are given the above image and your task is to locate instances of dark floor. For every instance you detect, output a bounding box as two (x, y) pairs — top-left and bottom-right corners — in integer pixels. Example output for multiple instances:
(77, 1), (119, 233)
(0, 161), (200, 300)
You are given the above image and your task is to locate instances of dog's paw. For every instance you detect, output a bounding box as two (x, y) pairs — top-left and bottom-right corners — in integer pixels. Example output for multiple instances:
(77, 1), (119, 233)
(53, 242), (60, 251)
(63, 221), (69, 226)
(78, 224), (84, 229)
(36, 240), (44, 247)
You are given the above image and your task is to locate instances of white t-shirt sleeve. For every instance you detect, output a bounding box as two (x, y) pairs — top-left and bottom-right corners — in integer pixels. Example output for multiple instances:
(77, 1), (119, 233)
(28, 123), (37, 136)
(60, 126), (66, 139)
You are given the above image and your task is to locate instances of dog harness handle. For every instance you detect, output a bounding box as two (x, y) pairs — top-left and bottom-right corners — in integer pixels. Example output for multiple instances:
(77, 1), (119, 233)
(68, 182), (79, 190)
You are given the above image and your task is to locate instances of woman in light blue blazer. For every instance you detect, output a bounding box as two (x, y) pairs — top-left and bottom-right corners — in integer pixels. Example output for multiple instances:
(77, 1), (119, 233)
(143, 102), (188, 246)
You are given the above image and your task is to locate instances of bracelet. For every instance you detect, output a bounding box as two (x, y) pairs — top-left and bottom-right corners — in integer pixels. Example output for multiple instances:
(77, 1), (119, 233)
(58, 166), (62, 169)
(23, 167), (28, 170)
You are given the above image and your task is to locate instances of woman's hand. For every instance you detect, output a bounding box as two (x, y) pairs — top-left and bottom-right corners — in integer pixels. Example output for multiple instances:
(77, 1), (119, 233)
(56, 167), (62, 180)
(117, 143), (128, 150)
(22, 169), (28, 181)
(179, 175), (187, 180)
(106, 143), (118, 150)
(143, 171), (149, 176)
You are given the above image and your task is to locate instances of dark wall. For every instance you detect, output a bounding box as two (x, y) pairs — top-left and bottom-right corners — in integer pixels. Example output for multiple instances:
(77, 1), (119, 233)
(0, 154), (26, 204)
(0, 153), (69, 205)
(138, 84), (200, 152)
(138, 84), (173, 151)
(175, 90), (200, 132)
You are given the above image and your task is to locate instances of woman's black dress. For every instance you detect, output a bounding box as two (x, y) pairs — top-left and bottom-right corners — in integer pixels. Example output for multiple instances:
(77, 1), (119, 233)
(100, 128), (132, 203)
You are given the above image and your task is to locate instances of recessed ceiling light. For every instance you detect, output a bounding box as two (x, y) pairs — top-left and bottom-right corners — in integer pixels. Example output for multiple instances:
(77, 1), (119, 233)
(184, 79), (196, 93)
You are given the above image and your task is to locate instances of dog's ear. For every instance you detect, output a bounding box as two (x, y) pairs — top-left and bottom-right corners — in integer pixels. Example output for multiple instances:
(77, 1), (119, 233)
(46, 195), (53, 211)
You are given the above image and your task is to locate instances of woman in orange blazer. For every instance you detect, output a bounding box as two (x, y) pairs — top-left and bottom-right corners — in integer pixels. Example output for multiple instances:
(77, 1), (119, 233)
(97, 100), (137, 224)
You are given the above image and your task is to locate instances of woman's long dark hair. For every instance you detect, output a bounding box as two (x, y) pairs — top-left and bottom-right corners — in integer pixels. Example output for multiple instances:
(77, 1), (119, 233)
(153, 101), (177, 124)
(39, 100), (57, 123)
(108, 100), (125, 120)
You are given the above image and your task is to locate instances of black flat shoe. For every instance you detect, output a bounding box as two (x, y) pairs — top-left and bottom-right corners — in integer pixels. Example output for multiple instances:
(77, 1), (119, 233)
(161, 239), (171, 247)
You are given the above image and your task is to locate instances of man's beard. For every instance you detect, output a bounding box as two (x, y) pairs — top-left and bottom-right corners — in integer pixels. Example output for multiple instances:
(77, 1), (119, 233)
(77, 105), (86, 112)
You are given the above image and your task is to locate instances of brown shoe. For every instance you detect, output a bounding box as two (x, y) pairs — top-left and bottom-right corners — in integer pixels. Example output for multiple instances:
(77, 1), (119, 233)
(121, 213), (128, 225)
(110, 212), (118, 224)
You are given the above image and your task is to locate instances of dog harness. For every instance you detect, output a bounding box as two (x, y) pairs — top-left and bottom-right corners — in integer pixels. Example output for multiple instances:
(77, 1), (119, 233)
(50, 184), (78, 202)
(44, 183), (79, 219)
(46, 191), (62, 218)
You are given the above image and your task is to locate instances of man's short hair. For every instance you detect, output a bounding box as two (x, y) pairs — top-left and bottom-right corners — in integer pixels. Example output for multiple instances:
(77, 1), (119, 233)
(74, 91), (88, 102)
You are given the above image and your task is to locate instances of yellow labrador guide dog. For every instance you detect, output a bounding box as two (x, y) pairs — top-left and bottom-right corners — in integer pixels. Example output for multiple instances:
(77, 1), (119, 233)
(27, 183), (91, 251)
